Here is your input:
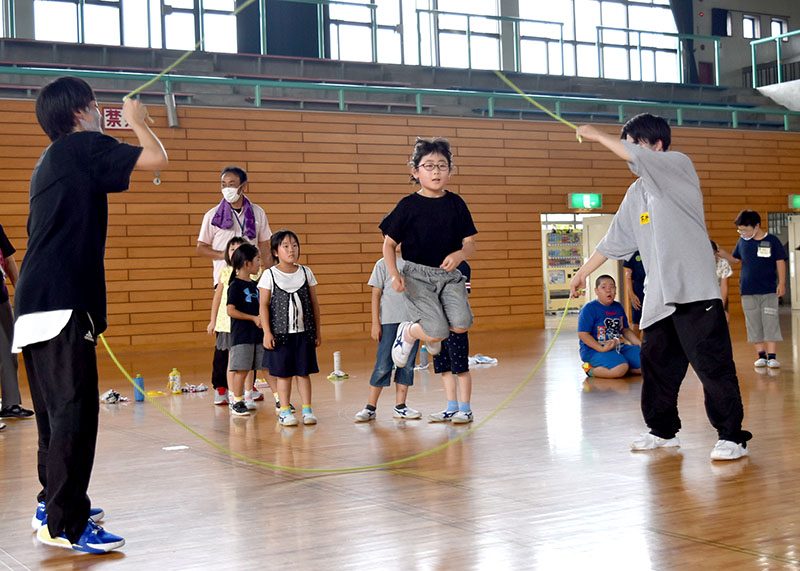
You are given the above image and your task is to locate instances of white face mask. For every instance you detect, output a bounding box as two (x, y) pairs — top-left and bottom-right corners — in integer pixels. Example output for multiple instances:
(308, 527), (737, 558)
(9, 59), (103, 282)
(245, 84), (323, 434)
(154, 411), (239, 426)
(740, 234), (754, 241)
(221, 185), (242, 203)
(79, 108), (103, 133)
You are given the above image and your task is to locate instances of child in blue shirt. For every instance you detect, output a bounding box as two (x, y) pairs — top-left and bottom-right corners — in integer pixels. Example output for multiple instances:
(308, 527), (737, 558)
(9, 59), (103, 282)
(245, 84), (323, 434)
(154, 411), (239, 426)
(578, 275), (641, 378)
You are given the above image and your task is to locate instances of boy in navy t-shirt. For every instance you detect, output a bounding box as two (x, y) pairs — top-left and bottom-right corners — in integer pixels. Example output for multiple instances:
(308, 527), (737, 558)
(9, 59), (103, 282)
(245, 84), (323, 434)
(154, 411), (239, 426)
(731, 209), (787, 369)
(622, 251), (645, 335)
(577, 275), (642, 378)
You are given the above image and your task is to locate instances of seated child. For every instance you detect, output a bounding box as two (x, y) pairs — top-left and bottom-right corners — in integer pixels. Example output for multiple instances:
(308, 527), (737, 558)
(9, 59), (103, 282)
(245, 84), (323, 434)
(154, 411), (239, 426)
(578, 275), (642, 378)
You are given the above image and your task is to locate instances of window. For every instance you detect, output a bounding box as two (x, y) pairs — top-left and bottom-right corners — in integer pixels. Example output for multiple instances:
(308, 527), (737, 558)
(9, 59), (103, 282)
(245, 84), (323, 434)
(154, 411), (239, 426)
(743, 15), (760, 39)
(771, 18), (788, 40)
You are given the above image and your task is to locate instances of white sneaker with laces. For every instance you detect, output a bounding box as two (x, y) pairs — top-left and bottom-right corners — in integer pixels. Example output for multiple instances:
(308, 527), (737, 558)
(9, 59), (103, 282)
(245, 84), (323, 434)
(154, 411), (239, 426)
(393, 406), (421, 419)
(354, 408), (376, 422)
(767, 358), (781, 369)
(279, 412), (298, 426)
(451, 410), (473, 424)
(754, 358), (768, 367)
(391, 322), (414, 368)
(630, 432), (680, 450)
(710, 439), (748, 461)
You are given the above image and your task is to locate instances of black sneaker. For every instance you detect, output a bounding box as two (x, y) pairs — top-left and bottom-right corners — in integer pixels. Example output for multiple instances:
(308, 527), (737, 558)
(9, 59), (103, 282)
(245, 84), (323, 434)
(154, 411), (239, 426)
(229, 401), (250, 416)
(0, 405), (34, 419)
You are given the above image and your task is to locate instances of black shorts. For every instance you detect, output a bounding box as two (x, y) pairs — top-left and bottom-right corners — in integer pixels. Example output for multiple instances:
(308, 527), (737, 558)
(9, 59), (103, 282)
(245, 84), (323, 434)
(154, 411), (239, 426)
(433, 331), (469, 375)
(263, 332), (319, 378)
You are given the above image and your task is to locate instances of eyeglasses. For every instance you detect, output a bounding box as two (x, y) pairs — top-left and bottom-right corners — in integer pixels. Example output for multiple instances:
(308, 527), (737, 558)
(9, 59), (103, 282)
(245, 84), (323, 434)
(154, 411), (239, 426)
(418, 162), (450, 172)
(736, 228), (754, 235)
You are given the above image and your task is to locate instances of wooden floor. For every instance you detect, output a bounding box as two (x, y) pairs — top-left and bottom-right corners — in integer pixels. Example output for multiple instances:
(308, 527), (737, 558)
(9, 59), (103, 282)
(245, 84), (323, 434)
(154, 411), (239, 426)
(2, 310), (800, 570)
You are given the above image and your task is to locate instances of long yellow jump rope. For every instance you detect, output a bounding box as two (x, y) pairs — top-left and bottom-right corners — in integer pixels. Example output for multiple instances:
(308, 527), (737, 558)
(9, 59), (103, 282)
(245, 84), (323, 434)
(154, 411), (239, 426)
(107, 40), (584, 473)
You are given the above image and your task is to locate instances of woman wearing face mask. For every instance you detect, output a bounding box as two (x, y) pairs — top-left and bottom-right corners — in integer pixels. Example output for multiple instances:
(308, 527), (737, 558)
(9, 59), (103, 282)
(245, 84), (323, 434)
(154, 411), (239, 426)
(197, 166), (273, 404)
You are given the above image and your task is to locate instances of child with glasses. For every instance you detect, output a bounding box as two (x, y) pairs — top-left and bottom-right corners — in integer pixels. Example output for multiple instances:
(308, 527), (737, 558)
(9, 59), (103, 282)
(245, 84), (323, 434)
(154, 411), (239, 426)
(730, 210), (787, 368)
(569, 114), (751, 462)
(380, 137), (477, 420)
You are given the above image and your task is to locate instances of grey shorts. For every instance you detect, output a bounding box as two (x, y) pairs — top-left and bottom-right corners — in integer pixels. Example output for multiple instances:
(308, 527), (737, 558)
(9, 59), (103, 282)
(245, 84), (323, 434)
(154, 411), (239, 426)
(215, 331), (231, 351)
(402, 261), (473, 340)
(228, 343), (265, 372)
(742, 294), (782, 343)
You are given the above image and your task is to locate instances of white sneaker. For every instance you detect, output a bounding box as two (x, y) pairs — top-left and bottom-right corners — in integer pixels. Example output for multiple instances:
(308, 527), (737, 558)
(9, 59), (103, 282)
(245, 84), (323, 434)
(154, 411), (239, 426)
(303, 412), (318, 425)
(250, 389), (265, 401)
(213, 389), (229, 405)
(767, 358), (780, 369)
(710, 440), (748, 461)
(630, 432), (680, 450)
(754, 358), (768, 367)
(391, 322), (414, 368)
(426, 340), (442, 356)
(392, 406), (421, 419)
(451, 410), (474, 424)
(244, 397), (257, 411)
(354, 408), (376, 422)
(279, 412), (298, 426)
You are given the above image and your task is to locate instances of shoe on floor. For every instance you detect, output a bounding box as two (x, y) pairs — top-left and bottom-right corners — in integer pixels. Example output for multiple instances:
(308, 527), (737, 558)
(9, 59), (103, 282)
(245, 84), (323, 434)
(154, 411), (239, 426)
(303, 412), (317, 425)
(0, 422), (5, 431)
(393, 406), (421, 419)
(229, 400), (250, 416)
(631, 432), (680, 450)
(428, 409), (457, 423)
(32, 502), (104, 531)
(244, 397), (257, 410)
(279, 412), (298, 426)
(710, 439), (749, 461)
(391, 321), (414, 368)
(767, 358), (781, 369)
(36, 518), (124, 554)
(754, 357), (768, 367)
(250, 389), (265, 401)
(354, 408), (376, 422)
(213, 388), (229, 406)
(451, 410), (473, 424)
(0, 404), (34, 419)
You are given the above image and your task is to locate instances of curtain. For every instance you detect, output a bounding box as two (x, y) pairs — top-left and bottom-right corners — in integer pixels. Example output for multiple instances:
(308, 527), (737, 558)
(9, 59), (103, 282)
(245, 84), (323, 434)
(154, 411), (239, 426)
(669, 0), (699, 84)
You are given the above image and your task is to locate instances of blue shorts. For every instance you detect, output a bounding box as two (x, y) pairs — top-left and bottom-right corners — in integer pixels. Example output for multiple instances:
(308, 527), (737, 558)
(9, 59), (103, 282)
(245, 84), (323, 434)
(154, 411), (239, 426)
(582, 344), (641, 371)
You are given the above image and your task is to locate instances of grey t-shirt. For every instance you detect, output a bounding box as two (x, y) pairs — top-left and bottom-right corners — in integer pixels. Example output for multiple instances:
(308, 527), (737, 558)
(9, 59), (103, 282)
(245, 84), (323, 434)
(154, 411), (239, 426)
(596, 141), (720, 329)
(368, 257), (409, 325)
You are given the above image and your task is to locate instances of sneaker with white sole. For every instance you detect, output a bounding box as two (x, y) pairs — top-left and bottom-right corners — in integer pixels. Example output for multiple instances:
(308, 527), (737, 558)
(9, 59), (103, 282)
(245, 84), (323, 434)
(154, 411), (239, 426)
(393, 406), (421, 419)
(391, 321), (414, 368)
(767, 358), (781, 369)
(244, 397), (257, 410)
(426, 340), (442, 356)
(451, 410), (473, 424)
(250, 389), (265, 401)
(32, 502), (104, 531)
(354, 408), (376, 422)
(279, 412), (298, 426)
(37, 518), (124, 554)
(754, 358), (768, 367)
(428, 409), (458, 423)
(213, 388), (229, 405)
(710, 439), (749, 461)
(303, 412), (317, 425)
(229, 401), (250, 416)
(631, 432), (680, 450)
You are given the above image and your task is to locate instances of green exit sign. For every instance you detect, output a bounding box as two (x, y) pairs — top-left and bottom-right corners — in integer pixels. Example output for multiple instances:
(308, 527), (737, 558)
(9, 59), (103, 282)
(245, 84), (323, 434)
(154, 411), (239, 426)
(568, 193), (602, 210)
(790, 195), (800, 209)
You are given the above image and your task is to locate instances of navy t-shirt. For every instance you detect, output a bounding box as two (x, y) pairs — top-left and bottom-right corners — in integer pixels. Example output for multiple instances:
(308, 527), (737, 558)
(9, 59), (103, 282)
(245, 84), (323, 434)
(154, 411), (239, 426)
(380, 191), (477, 268)
(732, 234), (788, 295)
(623, 251), (646, 298)
(577, 300), (628, 360)
(0, 224), (15, 304)
(14, 131), (142, 333)
(227, 277), (262, 345)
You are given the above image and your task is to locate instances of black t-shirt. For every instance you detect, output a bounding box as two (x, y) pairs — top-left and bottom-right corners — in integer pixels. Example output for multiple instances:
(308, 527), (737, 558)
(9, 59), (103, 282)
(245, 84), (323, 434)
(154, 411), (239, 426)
(14, 131), (142, 333)
(622, 251), (646, 297)
(0, 224), (16, 304)
(379, 191), (477, 268)
(227, 277), (262, 345)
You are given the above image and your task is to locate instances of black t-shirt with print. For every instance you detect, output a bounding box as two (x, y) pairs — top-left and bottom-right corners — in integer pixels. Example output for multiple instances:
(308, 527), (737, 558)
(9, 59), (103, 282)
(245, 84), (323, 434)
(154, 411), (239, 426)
(227, 277), (262, 345)
(379, 191), (477, 268)
(14, 131), (142, 333)
(0, 224), (16, 304)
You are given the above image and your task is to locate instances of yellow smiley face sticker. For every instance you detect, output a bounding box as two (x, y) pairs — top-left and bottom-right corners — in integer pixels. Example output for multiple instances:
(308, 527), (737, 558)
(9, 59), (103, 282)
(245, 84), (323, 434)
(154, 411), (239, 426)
(640, 212), (650, 225)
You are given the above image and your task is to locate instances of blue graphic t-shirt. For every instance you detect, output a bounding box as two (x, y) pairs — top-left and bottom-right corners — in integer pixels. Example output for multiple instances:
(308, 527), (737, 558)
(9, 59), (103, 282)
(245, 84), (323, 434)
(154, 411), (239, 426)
(577, 300), (628, 360)
(227, 277), (261, 345)
(732, 233), (788, 295)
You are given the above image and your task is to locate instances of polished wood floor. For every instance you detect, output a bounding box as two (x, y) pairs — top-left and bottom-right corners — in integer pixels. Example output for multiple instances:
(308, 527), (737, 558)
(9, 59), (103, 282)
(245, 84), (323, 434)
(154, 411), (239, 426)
(2, 310), (800, 570)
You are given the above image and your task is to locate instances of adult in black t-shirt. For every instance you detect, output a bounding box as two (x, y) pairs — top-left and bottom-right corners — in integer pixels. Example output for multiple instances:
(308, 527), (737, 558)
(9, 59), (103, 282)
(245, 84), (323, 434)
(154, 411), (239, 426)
(14, 77), (167, 553)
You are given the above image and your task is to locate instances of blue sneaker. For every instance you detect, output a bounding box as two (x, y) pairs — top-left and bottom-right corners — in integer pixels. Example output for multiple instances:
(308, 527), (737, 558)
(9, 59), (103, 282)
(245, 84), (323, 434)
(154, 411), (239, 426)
(32, 502), (104, 531)
(36, 518), (124, 554)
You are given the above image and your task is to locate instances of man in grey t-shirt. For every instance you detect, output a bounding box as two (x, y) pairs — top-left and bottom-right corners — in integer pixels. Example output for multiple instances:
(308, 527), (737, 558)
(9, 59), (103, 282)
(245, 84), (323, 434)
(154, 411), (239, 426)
(569, 114), (751, 462)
